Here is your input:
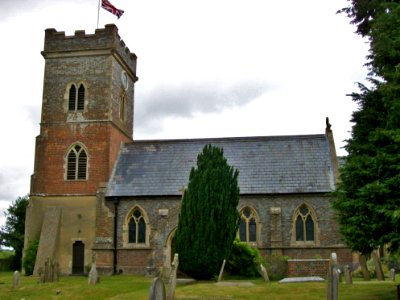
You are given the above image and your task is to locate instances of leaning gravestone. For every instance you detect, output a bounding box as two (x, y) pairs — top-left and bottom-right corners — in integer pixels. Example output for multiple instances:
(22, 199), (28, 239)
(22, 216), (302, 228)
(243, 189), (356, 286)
(259, 264), (270, 283)
(372, 251), (385, 281)
(149, 277), (166, 300)
(327, 252), (339, 300)
(12, 270), (20, 289)
(168, 253), (179, 300)
(343, 265), (352, 284)
(217, 259), (226, 282)
(390, 268), (396, 282)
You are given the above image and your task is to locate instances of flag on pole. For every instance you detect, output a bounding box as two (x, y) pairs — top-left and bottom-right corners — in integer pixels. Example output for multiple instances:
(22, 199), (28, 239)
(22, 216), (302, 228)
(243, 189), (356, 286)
(101, 0), (124, 19)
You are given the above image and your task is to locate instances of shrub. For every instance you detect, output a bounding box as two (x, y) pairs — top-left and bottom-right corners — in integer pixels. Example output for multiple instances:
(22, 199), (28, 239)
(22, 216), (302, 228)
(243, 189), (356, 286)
(226, 239), (262, 278)
(265, 254), (290, 281)
(23, 239), (39, 275)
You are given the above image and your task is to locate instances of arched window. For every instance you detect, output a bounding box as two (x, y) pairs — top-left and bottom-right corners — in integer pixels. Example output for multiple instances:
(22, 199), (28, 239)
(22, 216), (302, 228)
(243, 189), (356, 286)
(68, 83), (85, 111)
(128, 207), (146, 244)
(292, 204), (318, 243)
(239, 207), (257, 243)
(77, 84), (85, 110)
(66, 144), (88, 180)
(68, 84), (76, 111)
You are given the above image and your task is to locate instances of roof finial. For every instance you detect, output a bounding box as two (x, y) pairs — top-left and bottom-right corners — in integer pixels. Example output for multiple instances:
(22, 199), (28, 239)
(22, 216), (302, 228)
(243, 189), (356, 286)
(326, 117), (332, 130)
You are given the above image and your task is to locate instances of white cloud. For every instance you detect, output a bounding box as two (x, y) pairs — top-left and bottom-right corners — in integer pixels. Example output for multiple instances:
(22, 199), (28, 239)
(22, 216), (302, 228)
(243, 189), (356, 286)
(0, 0), (370, 225)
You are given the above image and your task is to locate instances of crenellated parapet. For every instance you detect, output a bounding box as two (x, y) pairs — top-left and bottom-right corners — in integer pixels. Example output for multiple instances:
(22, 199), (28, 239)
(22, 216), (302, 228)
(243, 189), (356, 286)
(42, 24), (137, 77)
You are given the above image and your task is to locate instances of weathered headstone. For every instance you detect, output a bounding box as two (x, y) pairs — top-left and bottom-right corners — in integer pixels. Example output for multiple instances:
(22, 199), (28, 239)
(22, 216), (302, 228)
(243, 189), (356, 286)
(259, 264), (270, 283)
(12, 271), (20, 289)
(390, 268), (396, 282)
(327, 252), (339, 300)
(217, 259), (226, 282)
(359, 255), (370, 281)
(39, 258), (60, 283)
(149, 277), (166, 300)
(372, 251), (385, 281)
(168, 253), (179, 300)
(343, 265), (352, 284)
(88, 262), (99, 285)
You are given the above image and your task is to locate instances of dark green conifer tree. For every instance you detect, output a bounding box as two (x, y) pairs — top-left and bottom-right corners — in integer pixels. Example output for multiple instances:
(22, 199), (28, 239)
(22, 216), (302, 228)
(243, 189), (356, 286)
(333, 1), (400, 254)
(174, 144), (240, 280)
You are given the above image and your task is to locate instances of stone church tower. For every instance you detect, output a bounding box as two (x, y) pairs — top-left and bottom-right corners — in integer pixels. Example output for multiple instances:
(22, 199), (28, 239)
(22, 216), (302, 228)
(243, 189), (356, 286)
(25, 24), (138, 274)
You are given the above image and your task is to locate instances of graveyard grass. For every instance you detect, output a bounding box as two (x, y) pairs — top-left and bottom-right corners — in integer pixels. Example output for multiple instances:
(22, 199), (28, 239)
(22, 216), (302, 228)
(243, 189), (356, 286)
(0, 272), (397, 300)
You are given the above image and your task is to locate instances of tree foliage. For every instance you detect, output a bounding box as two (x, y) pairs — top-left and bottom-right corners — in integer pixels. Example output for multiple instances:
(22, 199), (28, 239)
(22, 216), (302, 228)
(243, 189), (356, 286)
(333, 1), (400, 254)
(0, 195), (29, 270)
(174, 144), (240, 280)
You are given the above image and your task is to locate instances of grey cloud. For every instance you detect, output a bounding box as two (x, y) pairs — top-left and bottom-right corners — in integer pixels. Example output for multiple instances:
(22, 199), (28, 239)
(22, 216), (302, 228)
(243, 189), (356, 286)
(0, 169), (29, 202)
(135, 81), (269, 133)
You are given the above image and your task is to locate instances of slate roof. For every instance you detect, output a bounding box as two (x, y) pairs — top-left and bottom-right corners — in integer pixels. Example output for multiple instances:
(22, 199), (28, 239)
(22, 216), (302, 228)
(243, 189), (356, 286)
(106, 134), (336, 197)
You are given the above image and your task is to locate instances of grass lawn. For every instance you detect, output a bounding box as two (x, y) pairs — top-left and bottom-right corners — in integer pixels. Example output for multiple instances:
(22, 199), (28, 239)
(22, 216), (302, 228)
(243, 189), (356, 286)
(0, 272), (397, 299)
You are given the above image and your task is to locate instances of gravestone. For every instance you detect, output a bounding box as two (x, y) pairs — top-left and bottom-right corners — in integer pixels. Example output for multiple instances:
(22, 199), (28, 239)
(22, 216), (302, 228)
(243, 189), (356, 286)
(372, 251), (385, 281)
(327, 252), (339, 300)
(88, 262), (99, 285)
(217, 259), (226, 282)
(12, 271), (20, 289)
(168, 253), (179, 300)
(38, 258), (60, 283)
(343, 265), (352, 284)
(259, 264), (270, 283)
(359, 255), (370, 281)
(390, 268), (396, 282)
(149, 277), (166, 300)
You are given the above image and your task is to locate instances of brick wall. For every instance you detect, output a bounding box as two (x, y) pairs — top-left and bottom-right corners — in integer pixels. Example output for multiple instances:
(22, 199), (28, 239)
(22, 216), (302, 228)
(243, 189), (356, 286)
(287, 259), (329, 278)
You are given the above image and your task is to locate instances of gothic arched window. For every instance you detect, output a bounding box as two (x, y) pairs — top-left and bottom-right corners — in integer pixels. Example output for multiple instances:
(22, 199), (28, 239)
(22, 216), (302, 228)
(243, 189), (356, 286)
(77, 84), (85, 110)
(292, 204), (318, 243)
(128, 208), (146, 244)
(66, 144), (88, 180)
(68, 84), (77, 111)
(239, 207), (258, 243)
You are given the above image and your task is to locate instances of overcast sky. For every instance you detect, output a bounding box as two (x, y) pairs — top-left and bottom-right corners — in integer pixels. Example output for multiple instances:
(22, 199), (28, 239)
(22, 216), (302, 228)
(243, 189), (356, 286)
(0, 0), (369, 225)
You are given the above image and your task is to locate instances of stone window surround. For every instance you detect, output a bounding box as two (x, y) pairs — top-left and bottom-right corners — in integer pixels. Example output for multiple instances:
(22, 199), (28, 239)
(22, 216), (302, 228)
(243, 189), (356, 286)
(290, 202), (320, 247)
(122, 205), (151, 249)
(65, 81), (87, 112)
(238, 205), (260, 247)
(64, 142), (89, 181)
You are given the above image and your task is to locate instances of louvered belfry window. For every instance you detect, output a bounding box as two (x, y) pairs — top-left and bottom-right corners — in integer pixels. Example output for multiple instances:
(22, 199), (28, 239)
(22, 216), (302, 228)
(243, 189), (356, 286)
(67, 145), (88, 180)
(68, 84), (85, 111)
(77, 84), (85, 110)
(68, 85), (77, 111)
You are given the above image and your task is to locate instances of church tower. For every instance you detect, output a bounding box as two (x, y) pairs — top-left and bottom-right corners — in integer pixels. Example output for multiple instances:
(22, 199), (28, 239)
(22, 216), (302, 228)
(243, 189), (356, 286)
(25, 24), (137, 275)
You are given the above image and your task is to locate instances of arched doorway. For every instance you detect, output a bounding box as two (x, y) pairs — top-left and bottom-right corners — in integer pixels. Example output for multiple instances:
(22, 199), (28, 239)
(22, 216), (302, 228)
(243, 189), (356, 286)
(72, 241), (85, 274)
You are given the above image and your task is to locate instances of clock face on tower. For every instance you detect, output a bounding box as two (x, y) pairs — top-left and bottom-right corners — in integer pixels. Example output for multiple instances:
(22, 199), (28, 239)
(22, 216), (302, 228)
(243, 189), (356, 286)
(121, 71), (128, 90)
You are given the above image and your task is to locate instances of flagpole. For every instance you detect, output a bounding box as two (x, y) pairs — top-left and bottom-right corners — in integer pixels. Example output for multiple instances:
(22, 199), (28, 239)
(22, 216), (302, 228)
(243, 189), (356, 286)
(97, 0), (101, 29)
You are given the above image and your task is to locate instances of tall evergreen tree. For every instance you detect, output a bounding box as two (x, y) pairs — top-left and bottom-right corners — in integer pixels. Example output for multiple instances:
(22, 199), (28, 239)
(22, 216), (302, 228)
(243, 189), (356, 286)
(333, 1), (400, 254)
(174, 144), (240, 280)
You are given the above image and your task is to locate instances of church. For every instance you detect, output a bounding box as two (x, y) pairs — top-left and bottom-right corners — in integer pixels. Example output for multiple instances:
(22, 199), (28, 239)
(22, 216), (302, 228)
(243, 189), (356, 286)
(24, 24), (352, 276)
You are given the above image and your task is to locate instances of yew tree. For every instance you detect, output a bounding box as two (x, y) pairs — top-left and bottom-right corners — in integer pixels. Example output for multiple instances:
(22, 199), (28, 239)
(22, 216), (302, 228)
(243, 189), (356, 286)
(174, 144), (240, 279)
(333, 1), (400, 254)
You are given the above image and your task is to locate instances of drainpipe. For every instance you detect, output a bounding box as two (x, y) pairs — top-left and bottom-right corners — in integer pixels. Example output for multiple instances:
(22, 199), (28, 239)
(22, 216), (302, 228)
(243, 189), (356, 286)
(113, 198), (119, 274)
